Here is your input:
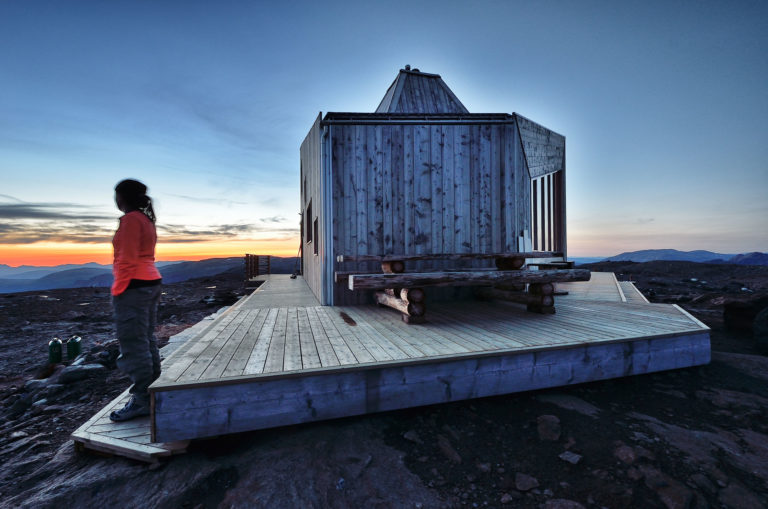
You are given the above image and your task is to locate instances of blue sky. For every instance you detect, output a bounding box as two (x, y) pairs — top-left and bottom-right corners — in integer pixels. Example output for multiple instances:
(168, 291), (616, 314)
(0, 0), (766, 263)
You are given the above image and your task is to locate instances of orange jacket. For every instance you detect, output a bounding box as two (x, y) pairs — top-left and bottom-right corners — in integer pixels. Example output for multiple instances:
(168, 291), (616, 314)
(111, 211), (161, 296)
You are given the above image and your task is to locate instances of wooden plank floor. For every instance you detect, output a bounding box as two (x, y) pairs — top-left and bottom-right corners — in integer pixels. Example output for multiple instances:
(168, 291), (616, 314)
(152, 275), (703, 389)
(557, 272), (625, 302)
(71, 390), (189, 463)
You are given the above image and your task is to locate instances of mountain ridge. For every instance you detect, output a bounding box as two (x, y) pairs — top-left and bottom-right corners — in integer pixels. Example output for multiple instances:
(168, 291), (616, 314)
(605, 249), (735, 263)
(602, 249), (767, 265)
(0, 257), (298, 294)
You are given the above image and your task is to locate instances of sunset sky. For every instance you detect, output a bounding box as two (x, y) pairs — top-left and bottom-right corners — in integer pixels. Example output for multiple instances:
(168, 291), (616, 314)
(1, 1), (766, 267)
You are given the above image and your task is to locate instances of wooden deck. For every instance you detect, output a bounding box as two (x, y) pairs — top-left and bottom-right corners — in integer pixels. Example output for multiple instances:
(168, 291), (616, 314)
(73, 273), (710, 454)
(150, 273), (709, 442)
(155, 284), (703, 385)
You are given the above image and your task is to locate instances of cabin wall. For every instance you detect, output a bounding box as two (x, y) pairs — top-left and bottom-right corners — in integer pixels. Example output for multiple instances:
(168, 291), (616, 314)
(331, 122), (533, 305)
(299, 114), (327, 303)
(516, 114), (566, 254)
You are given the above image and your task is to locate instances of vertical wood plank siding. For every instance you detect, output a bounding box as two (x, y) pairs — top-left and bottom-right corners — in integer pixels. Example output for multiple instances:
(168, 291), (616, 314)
(331, 122), (535, 304)
(531, 179), (541, 251)
(299, 115), (325, 302)
(300, 109), (564, 305)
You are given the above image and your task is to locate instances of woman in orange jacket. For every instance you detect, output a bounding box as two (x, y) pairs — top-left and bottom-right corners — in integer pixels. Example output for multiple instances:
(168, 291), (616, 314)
(109, 179), (163, 421)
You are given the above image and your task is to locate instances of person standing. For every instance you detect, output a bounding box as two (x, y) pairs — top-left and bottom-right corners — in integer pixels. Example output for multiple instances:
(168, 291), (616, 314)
(109, 179), (163, 422)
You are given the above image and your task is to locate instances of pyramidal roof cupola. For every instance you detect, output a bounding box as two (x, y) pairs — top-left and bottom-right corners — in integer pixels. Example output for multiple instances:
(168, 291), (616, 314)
(375, 65), (469, 114)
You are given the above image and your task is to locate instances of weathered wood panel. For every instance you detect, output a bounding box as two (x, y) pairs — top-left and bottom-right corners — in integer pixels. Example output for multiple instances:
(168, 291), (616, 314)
(513, 122), (531, 251)
(153, 332), (710, 442)
(331, 122), (539, 304)
(337, 251), (562, 262)
(516, 113), (565, 179)
(299, 114), (327, 303)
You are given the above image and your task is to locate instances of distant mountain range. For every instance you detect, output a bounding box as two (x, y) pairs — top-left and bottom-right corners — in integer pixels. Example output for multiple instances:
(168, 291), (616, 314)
(605, 249), (735, 263)
(0, 257), (299, 294)
(590, 249), (767, 265)
(0, 260), (180, 279)
(1, 249), (764, 293)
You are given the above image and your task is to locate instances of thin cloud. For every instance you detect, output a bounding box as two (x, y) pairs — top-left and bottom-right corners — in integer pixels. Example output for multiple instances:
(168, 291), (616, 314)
(166, 193), (250, 206)
(0, 195), (113, 221)
(0, 194), (25, 203)
(157, 222), (297, 243)
(258, 215), (287, 223)
(0, 221), (114, 244)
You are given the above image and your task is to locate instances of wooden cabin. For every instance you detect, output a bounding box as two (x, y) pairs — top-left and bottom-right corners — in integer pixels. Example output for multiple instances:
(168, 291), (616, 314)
(300, 67), (568, 306)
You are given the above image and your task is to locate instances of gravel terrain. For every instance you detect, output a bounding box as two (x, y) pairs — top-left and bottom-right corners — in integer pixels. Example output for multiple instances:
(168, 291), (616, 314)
(1, 263), (766, 508)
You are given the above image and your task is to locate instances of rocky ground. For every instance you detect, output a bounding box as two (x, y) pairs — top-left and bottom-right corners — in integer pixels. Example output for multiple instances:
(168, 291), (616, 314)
(0, 263), (767, 509)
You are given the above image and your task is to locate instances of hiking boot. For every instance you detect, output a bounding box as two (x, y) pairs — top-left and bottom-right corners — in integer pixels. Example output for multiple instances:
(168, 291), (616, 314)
(109, 395), (150, 422)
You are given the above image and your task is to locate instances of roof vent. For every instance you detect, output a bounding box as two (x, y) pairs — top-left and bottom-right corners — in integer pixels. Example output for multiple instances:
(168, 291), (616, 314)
(405, 64), (411, 71)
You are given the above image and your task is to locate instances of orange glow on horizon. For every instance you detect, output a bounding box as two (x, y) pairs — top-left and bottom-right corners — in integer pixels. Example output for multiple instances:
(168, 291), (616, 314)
(0, 237), (300, 267)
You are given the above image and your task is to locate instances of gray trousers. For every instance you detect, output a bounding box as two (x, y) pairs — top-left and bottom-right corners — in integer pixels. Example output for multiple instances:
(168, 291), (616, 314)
(113, 285), (162, 403)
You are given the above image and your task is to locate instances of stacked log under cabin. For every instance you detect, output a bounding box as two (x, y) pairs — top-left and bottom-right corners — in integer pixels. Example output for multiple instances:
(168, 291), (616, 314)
(300, 67), (578, 315)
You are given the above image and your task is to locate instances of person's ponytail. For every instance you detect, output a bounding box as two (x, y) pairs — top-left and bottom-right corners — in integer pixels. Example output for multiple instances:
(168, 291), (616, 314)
(142, 196), (157, 223)
(115, 179), (156, 223)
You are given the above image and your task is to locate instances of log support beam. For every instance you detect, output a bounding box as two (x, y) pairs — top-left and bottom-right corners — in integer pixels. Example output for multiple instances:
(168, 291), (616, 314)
(375, 288), (426, 324)
(349, 269), (590, 291)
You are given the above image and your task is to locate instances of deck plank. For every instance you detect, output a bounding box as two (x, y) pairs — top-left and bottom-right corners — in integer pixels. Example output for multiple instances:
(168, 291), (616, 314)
(353, 306), (448, 357)
(176, 309), (250, 382)
(334, 307), (399, 361)
(264, 308), (289, 373)
(428, 304), (542, 348)
(201, 310), (259, 380)
(160, 309), (243, 383)
(362, 305), (486, 354)
(283, 308), (303, 372)
(298, 307), (322, 369)
(316, 306), (378, 363)
(311, 306), (359, 365)
(243, 308), (279, 375)
(305, 306), (341, 367)
(222, 308), (269, 377)
(340, 307), (416, 359)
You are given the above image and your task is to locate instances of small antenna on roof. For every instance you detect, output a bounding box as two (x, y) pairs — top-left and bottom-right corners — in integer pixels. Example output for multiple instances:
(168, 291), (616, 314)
(405, 65), (411, 71)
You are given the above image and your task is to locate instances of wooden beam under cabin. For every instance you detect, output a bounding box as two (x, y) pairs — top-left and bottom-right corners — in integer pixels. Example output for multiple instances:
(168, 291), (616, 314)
(349, 269), (590, 291)
(337, 251), (564, 263)
(374, 291), (426, 318)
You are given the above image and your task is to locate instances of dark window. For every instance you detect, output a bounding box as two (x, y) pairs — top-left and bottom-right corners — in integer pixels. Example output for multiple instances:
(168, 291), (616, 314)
(313, 218), (319, 255)
(305, 201), (312, 243)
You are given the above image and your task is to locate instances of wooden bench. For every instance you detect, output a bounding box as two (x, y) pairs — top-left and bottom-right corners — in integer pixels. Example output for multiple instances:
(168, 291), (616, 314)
(336, 252), (590, 323)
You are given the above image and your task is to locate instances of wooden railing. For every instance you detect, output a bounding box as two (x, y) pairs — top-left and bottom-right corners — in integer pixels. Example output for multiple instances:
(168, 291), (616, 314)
(245, 254), (271, 279)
